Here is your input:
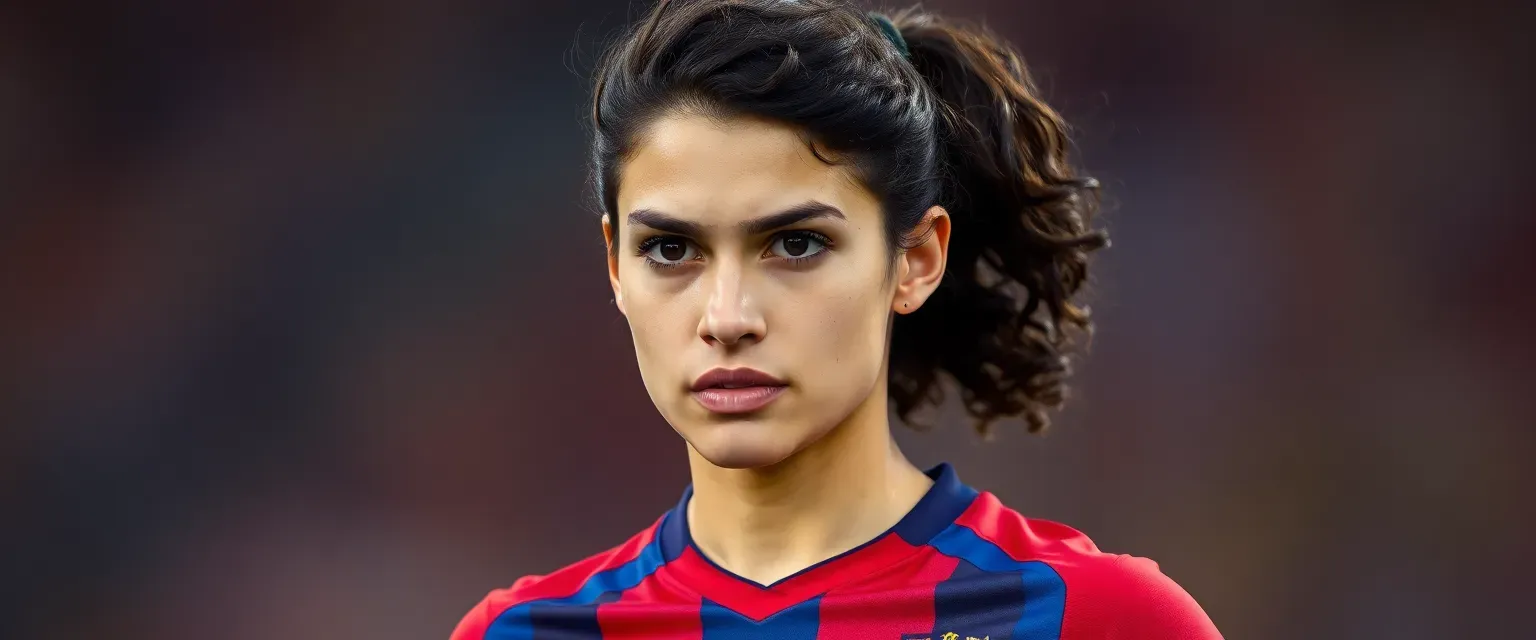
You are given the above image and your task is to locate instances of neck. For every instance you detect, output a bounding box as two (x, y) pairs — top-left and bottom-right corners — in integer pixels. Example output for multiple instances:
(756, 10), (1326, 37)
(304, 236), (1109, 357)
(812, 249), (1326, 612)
(684, 395), (933, 586)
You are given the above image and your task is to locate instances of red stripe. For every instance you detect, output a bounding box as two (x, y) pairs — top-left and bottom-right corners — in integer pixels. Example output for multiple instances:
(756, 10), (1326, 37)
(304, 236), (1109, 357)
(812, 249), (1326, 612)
(814, 547), (959, 639)
(597, 568), (703, 639)
(952, 492), (1099, 561)
(670, 533), (926, 621)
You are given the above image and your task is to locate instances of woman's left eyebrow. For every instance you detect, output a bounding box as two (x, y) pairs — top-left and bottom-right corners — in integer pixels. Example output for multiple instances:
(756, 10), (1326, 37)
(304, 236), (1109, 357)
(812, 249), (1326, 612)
(740, 201), (845, 235)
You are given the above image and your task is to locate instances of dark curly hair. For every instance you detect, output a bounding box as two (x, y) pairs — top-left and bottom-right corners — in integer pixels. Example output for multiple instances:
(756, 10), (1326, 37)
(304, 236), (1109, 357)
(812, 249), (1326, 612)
(592, 0), (1108, 436)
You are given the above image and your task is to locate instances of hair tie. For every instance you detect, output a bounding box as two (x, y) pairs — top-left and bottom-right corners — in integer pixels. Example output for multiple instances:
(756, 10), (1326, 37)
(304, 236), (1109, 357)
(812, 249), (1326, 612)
(867, 13), (909, 58)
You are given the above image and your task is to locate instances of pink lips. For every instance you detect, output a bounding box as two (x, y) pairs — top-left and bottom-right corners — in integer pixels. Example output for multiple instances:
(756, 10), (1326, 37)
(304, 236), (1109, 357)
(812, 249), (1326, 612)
(690, 368), (788, 414)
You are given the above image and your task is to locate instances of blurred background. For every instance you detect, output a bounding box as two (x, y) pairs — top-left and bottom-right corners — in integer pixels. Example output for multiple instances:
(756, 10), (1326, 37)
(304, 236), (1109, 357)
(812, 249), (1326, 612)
(2, 0), (1531, 638)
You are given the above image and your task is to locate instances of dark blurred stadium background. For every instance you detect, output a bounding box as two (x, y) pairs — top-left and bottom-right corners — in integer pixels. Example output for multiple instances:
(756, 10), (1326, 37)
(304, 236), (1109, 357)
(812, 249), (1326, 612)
(2, 0), (1531, 638)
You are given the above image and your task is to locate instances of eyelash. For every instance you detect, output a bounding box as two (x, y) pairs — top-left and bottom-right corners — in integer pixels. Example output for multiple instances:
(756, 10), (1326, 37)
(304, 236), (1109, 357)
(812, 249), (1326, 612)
(635, 230), (834, 270)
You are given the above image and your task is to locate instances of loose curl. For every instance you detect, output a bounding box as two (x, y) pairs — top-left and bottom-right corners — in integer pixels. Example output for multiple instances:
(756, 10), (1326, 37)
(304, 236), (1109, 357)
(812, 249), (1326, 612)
(592, 0), (1108, 437)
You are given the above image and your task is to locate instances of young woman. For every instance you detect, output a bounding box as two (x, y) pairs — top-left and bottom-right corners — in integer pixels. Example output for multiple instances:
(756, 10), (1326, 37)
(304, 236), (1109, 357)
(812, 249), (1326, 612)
(452, 0), (1221, 637)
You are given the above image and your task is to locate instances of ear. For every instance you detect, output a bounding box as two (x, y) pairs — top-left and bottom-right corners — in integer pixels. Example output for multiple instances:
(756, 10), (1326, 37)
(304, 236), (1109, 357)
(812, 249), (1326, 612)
(602, 214), (627, 315)
(893, 206), (950, 315)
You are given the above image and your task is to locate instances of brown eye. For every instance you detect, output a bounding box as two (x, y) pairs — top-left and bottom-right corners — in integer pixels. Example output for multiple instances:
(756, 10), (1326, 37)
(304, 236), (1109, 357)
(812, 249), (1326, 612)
(768, 231), (828, 260)
(643, 237), (699, 266)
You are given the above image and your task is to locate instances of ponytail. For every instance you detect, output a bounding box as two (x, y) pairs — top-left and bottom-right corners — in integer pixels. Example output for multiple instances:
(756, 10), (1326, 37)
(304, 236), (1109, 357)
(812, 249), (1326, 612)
(885, 10), (1109, 436)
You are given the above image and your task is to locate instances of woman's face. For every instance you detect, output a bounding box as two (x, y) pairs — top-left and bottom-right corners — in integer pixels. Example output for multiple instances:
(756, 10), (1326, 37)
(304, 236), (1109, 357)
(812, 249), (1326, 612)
(606, 111), (947, 470)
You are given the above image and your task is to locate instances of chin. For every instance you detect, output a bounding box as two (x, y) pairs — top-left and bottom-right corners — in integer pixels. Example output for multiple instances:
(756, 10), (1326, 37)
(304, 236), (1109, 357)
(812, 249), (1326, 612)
(685, 418), (806, 470)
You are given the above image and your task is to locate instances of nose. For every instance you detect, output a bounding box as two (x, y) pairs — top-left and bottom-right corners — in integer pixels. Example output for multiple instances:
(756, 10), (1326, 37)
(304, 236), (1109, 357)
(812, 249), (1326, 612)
(698, 259), (765, 347)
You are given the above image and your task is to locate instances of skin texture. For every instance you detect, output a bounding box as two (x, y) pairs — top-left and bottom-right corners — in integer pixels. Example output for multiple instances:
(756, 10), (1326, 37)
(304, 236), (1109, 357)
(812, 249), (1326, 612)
(603, 111), (952, 584)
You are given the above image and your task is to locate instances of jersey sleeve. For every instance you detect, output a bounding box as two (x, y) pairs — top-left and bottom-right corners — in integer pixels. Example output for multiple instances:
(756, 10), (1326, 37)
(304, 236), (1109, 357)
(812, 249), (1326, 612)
(446, 519), (665, 639)
(1059, 555), (1222, 639)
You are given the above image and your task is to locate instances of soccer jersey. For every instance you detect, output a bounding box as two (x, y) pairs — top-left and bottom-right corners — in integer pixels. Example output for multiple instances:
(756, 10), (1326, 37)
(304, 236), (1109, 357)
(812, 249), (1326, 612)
(451, 464), (1221, 639)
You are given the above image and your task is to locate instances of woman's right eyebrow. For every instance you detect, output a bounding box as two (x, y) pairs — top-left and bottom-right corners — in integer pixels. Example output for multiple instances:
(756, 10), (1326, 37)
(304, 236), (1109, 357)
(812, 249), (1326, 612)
(627, 209), (704, 236)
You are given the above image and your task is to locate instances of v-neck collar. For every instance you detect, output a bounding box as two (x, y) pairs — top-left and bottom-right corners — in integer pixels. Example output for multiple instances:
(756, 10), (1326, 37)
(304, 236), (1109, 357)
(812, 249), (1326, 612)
(655, 463), (978, 621)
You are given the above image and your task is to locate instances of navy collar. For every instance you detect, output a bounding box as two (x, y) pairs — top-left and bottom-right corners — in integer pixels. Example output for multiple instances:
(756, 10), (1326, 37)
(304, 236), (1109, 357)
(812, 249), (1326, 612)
(657, 462), (978, 564)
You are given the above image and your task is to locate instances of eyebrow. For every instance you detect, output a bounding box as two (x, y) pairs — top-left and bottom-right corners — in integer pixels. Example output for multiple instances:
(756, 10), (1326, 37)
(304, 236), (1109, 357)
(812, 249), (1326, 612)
(626, 201), (846, 237)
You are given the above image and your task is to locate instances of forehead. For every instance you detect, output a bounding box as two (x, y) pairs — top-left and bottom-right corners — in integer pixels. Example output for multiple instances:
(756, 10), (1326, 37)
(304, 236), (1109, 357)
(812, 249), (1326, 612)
(616, 112), (876, 224)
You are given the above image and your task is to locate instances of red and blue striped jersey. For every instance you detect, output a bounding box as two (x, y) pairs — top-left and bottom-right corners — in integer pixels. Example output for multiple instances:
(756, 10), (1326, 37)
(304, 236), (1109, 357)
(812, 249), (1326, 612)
(451, 464), (1221, 639)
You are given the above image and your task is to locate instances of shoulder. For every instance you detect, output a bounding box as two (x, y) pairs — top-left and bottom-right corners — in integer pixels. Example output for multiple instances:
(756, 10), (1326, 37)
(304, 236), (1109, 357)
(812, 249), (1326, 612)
(1054, 552), (1222, 639)
(958, 492), (1222, 639)
(448, 517), (665, 640)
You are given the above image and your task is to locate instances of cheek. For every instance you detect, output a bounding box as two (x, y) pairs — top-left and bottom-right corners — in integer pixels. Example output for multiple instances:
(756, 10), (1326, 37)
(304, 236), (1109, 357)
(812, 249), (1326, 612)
(621, 281), (716, 403)
(784, 264), (891, 379)
(621, 288), (682, 370)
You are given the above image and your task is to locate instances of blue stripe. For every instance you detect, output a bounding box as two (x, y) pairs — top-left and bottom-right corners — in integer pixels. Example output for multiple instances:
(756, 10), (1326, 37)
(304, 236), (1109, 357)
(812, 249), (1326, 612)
(933, 558), (1027, 639)
(485, 521), (673, 640)
(700, 597), (820, 639)
(527, 602), (602, 639)
(929, 524), (1067, 640)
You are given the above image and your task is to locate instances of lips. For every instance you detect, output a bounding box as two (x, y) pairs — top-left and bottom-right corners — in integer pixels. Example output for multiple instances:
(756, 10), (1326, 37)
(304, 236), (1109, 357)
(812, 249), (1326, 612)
(690, 368), (787, 414)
